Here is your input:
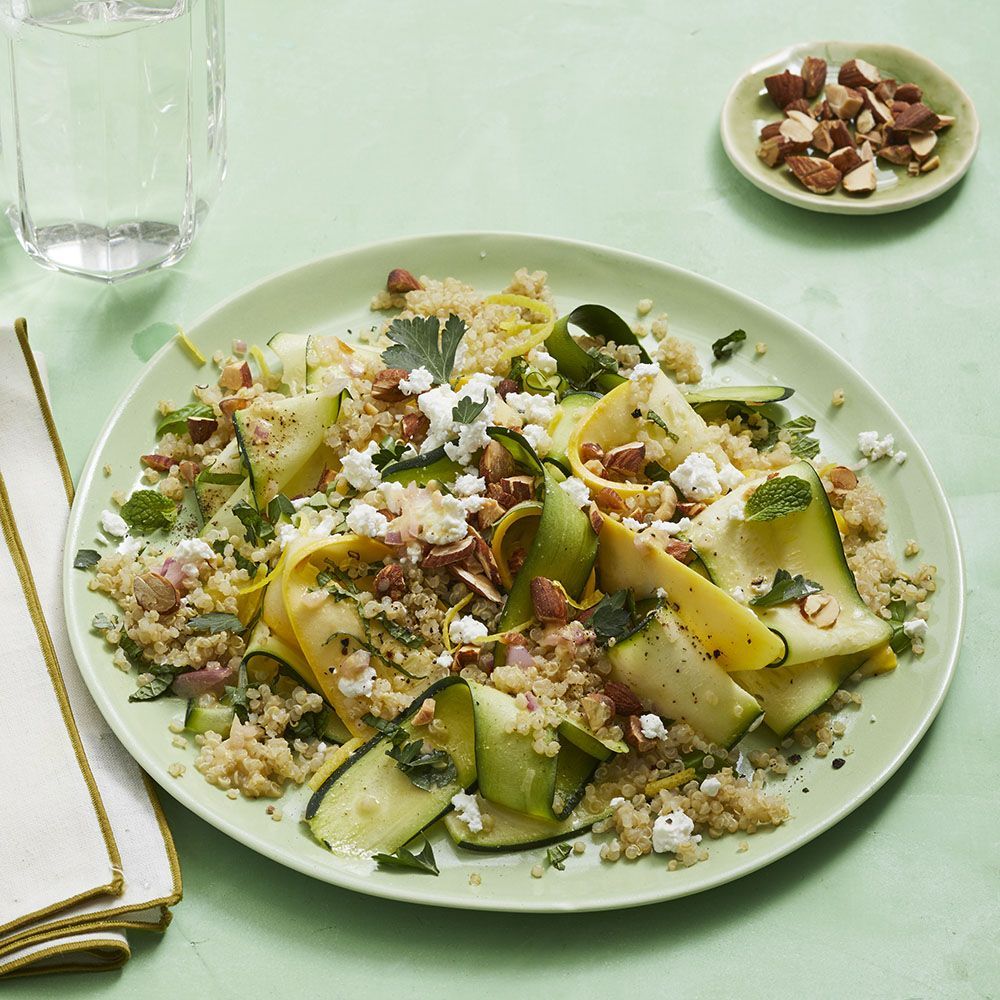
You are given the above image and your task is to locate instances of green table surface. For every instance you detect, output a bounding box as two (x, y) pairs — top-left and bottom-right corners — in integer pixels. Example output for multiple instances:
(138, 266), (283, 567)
(6, 1), (999, 996)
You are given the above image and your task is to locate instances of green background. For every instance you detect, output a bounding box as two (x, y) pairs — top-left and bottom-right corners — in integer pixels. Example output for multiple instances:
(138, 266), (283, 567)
(6, 1), (998, 996)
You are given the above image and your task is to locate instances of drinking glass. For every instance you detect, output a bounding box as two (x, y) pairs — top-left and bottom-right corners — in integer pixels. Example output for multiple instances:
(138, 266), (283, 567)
(0, 0), (226, 281)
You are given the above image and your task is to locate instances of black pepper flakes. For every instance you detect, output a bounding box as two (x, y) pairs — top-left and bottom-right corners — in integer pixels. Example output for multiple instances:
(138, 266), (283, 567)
(788, 754), (802, 765)
(802, 787), (810, 793)
(832, 758), (846, 770)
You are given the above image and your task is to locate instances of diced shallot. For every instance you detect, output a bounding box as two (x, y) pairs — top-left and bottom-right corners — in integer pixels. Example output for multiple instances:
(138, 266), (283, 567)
(171, 664), (235, 699)
(156, 558), (186, 588)
(506, 644), (535, 669)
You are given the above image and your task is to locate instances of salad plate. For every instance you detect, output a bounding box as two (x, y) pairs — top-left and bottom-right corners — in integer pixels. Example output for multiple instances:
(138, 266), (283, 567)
(64, 232), (963, 911)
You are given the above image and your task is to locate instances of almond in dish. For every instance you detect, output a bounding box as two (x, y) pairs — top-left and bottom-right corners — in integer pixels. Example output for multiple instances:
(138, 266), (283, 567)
(77, 267), (936, 873)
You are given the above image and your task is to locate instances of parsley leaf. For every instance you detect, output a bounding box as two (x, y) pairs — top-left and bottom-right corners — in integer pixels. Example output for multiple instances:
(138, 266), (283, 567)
(120, 490), (178, 535)
(156, 401), (214, 438)
(73, 548), (101, 570)
(744, 476), (813, 522)
(129, 665), (176, 702)
(371, 436), (410, 471)
(381, 314), (467, 385)
(546, 843), (572, 870)
(750, 569), (822, 608)
(373, 839), (439, 875)
(387, 738), (458, 790)
(645, 410), (679, 442)
(712, 329), (747, 361)
(886, 599), (912, 654)
(589, 589), (635, 644)
(452, 394), (488, 425)
(187, 612), (246, 635)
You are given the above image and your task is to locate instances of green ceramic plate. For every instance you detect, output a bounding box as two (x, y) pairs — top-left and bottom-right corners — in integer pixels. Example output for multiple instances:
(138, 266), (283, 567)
(721, 41), (980, 215)
(64, 233), (963, 912)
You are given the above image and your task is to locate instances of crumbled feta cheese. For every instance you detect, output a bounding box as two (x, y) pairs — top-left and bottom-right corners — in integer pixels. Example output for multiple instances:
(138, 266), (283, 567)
(728, 500), (746, 521)
(101, 509), (128, 537)
(717, 463), (744, 492)
(731, 586), (748, 604)
(291, 496), (312, 510)
(629, 362), (661, 381)
(449, 615), (488, 645)
(277, 522), (300, 549)
(857, 430), (895, 462)
(399, 366), (434, 395)
(622, 517), (644, 532)
(893, 450), (908, 465)
(750, 577), (770, 596)
(173, 537), (214, 564)
(116, 536), (143, 557)
(337, 665), (375, 699)
(903, 617), (928, 639)
(419, 373), (498, 466)
(450, 792), (484, 833)
(610, 796), (625, 807)
(652, 810), (701, 854)
(558, 476), (590, 508)
(458, 494), (491, 513)
(435, 652), (454, 669)
(527, 348), (558, 375)
(422, 493), (469, 544)
(452, 474), (486, 497)
(340, 441), (382, 491)
(503, 391), (557, 427)
(700, 775), (722, 797)
(521, 423), (551, 453)
(647, 517), (691, 537)
(639, 713), (668, 740)
(345, 502), (388, 538)
(669, 451), (723, 500)
(378, 481), (407, 513)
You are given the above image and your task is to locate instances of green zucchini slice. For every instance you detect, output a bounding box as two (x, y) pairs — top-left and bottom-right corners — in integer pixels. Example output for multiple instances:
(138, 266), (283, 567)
(545, 391), (601, 474)
(544, 304), (649, 391)
(381, 446), (465, 486)
(444, 800), (612, 852)
(267, 332), (309, 393)
(682, 385), (794, 405)
(194, 438), (245, 523)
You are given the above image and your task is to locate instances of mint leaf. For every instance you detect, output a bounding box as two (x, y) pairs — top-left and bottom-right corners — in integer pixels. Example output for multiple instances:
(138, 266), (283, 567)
(120, 490), (178, 535)
(373, 839), (439, 875)
(187, 612), (246, 635)
(377, 615), (424, 649)
(387, 737), (458, 790)
(381, 314), (467, 385)
(92, 612), (120, 632)
(129, 665), (175, 702)
(886, 599), (911, 654)
(224, 662), (250, 722)
(197, 471), (245, 486)
(750, 569), (822, 608)
(546, 843), (572, 871)
(712, 329), (746, 361)
(744, 476), (813, 522)
(266, 493), (295, 524)
(232, 500), (275, 546)
(452, 394), (488, 425)
(590, 589), (635, 644)
(157, 401), (214, 438)
(645, 410), (679, 442)
(74, 548), (101, 570)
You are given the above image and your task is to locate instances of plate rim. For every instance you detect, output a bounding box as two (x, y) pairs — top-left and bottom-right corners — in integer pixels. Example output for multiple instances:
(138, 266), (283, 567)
(63, 230), (966, 912)
(719, 39), (982, 216)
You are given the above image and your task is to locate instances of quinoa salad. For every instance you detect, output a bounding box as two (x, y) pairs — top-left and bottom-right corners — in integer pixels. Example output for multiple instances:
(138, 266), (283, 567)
(76, 267), (936, 874)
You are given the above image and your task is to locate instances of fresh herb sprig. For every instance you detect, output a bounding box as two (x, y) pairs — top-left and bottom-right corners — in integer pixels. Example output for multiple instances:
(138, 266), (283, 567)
(381, 314), (467, 385)
(74, 548), (101, 570)
(186, 612), (246, 635)
(546, 843), (572, 871)
(744, 476), (813, 522)
(452, 394), (488, 425)
(712, 329), (747, 361)
(156, 401), (214, 438)
(373, 839), (439, 875)
(645, 409), (679, 442)
(750, 569), (822, 608)
(120, 490), (178, 535)
(589, 589), (636, 645)
(362, 712), (457, 790)
(129, 664), (178, 702)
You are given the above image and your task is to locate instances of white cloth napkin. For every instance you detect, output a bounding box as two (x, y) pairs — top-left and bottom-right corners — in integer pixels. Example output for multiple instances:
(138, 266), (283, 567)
(0, 320), (181, 978)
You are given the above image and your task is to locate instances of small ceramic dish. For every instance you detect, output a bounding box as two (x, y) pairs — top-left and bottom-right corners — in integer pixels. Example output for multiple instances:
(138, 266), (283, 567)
(720, 41), (980, 215)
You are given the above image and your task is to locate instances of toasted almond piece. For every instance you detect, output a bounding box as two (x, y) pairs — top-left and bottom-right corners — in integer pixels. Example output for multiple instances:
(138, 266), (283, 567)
(386, 268), (422, 294)
(675, 501), (706, 518)
(664, 538), (695, 564)
(825, 84), (864, 120)
(757, 136), (789, 167)
(827, 120), (855, 150)
(855, 108), (875, 135)
(471, 497), (504, 531)
(178, 460), (199, 485)
(479, 439), (515, 484)
(219, 362), (251, 391)
(219, 396), (250, 417)
(800, 56), (827, 98)
(816, 99), (834, 120)
(811, 120), (835, 154)
(843, 160), (877, 195)
(625, 715), (656, 752)
(799, 592), (841, 628)
(893, 102), (940, 132)
(907, 160), (921, 176)
(581, 692), (616, 732)
(423, 536), (478, 568)
(371, 367), (409, 402)
(373, 563), (406, 600)
(453, 644), (480, 668)
(920, 155), (941, 173)
(400, 412), (429, 443)
(450, 566), (503, 602)
(588, 504), (604, 534)
(604, 681), (644, 717)
(891, 100), (912, 118)
(779, 115), (815, 144)
(579, 441), (605, 463)
(829, 146), (863, 174)
(877, 144), (913, 165)
(828, 466), (859, 491)
(530, 577), (568, 623)
(785, 107), (819, 132)
(760, 121), (783, 140)
(500, 475), (535, 503)
(603, 442), (646, 477)
(469, 529), (502, 585)
(133, 572), (179, 615)
(909, 131), (938, 159)
(411, 698), (436, 726)
(140, 453), (174, 472)
(764, 70), (805, 109)
(860, 87), (894, 125)
(838, 58), (881, 90)
(859, 140), (875, 163)
(873, 79), (897, 103)
(783, 98), (814, 116)
(785, 156), (842, 194)
(507, 546), (527, 575)
(187, 416), (218, 443)
(894, 82), (923, 103)
(933, 114), (955, 130)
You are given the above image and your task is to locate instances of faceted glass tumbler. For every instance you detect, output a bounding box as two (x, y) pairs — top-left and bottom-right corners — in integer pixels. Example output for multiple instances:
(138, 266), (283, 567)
(0, 0), (226, 281)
